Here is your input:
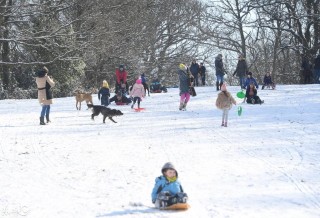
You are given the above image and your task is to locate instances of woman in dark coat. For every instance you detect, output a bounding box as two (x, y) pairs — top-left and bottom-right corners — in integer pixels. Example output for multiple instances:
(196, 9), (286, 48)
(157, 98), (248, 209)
(215, 54), (225, 91)
(35, 66), (55, 125)
(233, 54), (248, 89)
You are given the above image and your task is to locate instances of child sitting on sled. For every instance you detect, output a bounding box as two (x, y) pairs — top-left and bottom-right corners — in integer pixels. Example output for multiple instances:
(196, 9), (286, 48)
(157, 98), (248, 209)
(109, 91), (132, 105)
(261, 72), (275, 90)
(151, 162), (188, 208)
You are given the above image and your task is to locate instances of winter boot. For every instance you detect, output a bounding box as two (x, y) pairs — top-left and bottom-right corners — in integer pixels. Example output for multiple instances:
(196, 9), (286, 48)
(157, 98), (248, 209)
(216, 81), (220, 91)
(224, 122), (228, 127)
(131, 103), (134, 109)
(176, 192), (188, 203)
(182, 102), (187, 111)
(219, 82), (223, 90)
(179, 102), (184, 110)
(46, 114), (50, 123)
(156, 191), (171, 208)
(40, 117), (46, 125)
(221, 121), (224, 127)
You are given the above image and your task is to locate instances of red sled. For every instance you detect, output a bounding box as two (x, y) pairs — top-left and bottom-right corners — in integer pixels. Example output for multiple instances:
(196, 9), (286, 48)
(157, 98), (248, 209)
(133, 108), (145, 112)
(115, 102), (128, 106)
(159, 203), (190, 210)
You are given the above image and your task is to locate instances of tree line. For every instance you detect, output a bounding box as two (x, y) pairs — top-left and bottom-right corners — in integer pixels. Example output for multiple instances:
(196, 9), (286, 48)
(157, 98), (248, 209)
(0, 0), (319, 99)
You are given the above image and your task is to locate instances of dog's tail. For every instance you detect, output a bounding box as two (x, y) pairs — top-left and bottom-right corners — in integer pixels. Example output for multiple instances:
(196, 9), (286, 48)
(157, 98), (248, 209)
(87, 104), (94, 108)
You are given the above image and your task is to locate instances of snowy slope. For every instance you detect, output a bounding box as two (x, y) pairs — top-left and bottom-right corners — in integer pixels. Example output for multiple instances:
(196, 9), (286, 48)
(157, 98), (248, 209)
(0, 85), (319, 218)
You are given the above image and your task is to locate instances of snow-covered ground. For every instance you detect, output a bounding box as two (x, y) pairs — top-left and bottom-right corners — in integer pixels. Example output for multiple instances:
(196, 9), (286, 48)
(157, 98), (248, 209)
(0, 85), (319, 218)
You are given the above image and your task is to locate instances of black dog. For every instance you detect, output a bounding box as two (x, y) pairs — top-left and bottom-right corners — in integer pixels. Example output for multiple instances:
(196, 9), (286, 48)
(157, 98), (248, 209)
(87, 104), (123, 123)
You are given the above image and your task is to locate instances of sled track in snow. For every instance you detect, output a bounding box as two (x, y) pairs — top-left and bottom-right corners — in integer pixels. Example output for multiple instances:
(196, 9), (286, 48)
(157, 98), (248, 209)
(212, 127), (320, 210)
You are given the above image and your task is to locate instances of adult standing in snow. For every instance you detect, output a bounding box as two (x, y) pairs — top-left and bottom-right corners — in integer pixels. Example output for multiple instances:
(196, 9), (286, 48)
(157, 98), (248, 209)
(177, 63), (192, 111)
(301, 56), (312, 84)
(199, 63), (206, 86)
(215, 54), (225, 91)
(233, 54), (248, 89)
(115, 64), (128, 94)
(35, 66), (55, 125)
(313, 54), (320, 84)
(190, 60), (200, 87)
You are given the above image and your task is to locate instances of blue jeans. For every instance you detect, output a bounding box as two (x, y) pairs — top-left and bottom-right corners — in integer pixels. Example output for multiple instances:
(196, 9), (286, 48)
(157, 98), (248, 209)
(239, 76), (246, 89)
(40, 105), (50, 117)
(216, 75), (224, 84)
(314, 69), (320, 84)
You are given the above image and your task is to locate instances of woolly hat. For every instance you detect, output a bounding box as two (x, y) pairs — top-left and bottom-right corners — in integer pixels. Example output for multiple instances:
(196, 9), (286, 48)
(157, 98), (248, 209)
(161, 162), (178, 177)
(247, 72), (252, 76)
(136, 79), (142, 84)
(221, 83), (227, 91)
(102, 80), (109, 88)
(35, 66), (48, 77)
(179, 63), (186, 70)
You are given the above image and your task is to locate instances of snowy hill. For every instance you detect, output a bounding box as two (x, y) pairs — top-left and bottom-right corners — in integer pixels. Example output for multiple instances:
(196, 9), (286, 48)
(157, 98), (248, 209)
(0, 85), (319, 218)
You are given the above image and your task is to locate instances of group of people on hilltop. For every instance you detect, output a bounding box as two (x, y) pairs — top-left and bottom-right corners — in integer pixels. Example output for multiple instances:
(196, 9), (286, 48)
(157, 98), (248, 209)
(189, 60), (206, 86)
(98, 65), (170, 109)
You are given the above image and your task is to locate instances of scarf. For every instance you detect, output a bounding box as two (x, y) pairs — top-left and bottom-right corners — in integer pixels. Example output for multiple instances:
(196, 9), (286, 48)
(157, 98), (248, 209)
(166, 176), (177, 183)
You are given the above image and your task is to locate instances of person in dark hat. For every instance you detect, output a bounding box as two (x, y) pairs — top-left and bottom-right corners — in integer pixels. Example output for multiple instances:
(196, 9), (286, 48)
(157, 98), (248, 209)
(151, 162), (188, 208)
(35, 66), (55, 125)
(244, 82), (264, 104)
(109, 91), (132, 105)
(244, 72), (259, 89)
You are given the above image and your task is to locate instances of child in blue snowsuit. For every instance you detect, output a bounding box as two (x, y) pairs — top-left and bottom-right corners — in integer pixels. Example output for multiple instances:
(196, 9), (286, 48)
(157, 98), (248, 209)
(98, 80), (110, 106)
(151, 162), (188, 208)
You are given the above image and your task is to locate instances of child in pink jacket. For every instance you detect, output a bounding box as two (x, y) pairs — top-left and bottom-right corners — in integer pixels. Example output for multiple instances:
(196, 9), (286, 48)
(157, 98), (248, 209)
(129, 79), (145, 109)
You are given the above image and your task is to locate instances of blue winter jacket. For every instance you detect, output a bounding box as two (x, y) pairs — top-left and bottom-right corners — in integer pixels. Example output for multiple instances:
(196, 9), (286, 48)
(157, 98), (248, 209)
(244, 77), (259, 89)
(151, 176), (183, 203)
(141, 74), (147, 83)
(98, 87), (110, 100)
(190, 63), (199, 76)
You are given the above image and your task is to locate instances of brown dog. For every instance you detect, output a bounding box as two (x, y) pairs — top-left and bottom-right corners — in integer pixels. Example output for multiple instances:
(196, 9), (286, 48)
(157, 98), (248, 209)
(75, 89), (94, 110)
